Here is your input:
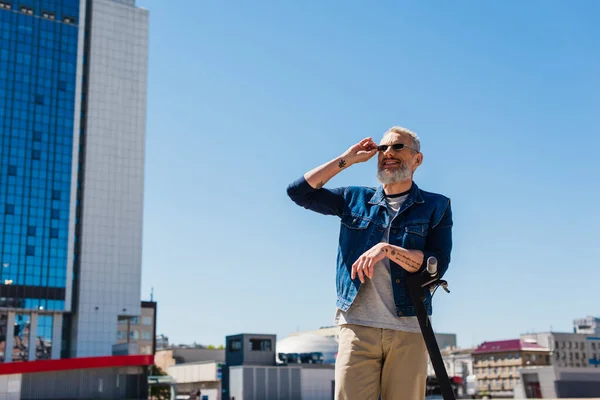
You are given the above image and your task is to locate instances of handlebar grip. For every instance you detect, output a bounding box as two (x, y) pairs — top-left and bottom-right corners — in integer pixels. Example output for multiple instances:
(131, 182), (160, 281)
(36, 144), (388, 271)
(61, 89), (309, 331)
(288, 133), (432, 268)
(426, 256), (438, 275)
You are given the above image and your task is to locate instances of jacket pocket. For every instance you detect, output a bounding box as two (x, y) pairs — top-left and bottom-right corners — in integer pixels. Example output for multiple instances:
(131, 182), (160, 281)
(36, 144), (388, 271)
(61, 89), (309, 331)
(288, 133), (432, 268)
(340, 214), (371, 230)
(339, 215), (373, 263)
(402, 222), (429, 250)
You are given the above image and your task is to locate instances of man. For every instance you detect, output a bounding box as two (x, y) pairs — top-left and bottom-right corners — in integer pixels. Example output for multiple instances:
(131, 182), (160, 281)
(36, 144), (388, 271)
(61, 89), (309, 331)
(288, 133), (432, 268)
(286, 126), (453, 400)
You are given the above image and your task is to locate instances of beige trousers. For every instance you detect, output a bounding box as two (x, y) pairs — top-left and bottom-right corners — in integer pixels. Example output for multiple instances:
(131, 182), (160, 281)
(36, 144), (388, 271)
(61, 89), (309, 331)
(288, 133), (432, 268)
(334, 324), (428, 400)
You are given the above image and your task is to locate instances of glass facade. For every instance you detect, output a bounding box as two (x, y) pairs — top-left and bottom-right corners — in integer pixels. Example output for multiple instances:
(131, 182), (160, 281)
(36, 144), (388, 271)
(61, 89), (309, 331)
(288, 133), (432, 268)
(36, 313), (52, 359)
(0, 313), (6, 361)
(0, 1), (80, 312)
(12, 312), (29, 361)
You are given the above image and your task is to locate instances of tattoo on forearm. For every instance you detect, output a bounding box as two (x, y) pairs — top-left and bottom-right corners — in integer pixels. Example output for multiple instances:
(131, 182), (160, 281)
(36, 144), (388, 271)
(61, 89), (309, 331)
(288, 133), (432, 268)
(338, 159), (347, 168)
(385, 246), (420, 271)
(316, 180), (325, 189)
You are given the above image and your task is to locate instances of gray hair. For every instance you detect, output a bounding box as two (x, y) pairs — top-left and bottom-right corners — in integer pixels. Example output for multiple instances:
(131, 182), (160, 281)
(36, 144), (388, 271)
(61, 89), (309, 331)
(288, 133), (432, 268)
(383, 126), (421, 152)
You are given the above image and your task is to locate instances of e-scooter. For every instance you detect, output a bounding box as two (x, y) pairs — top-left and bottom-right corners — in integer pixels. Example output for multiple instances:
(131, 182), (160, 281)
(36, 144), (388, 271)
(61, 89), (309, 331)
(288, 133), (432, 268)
(406, 256), (456, 400)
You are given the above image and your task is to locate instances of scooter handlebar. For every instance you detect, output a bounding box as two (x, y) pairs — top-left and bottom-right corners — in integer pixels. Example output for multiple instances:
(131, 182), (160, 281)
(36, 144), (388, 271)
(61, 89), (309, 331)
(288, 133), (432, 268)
(426, 256), (438, 276)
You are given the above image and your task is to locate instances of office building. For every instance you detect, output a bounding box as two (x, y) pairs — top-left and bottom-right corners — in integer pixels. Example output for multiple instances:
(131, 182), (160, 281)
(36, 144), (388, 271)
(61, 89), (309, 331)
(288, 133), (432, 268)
(0, 0), (148, 362)
(522, 331), (600, 368)
(574, 315), (600, 335)
(516, 332), (600, 397)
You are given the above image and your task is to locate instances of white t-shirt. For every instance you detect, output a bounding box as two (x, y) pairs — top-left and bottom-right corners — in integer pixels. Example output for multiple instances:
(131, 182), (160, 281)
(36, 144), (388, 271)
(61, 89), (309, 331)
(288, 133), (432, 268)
(334, 192), (421, 332)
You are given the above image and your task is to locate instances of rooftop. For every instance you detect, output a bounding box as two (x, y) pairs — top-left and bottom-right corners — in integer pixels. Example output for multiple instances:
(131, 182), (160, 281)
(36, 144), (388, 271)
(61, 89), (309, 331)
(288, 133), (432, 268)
(473, 339), (549, 355)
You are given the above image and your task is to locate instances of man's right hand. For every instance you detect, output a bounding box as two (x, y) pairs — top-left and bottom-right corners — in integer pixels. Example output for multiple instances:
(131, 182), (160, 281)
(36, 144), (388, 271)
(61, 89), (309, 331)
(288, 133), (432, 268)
(303, 137), (378, 190)
(340, 137), (378, 167)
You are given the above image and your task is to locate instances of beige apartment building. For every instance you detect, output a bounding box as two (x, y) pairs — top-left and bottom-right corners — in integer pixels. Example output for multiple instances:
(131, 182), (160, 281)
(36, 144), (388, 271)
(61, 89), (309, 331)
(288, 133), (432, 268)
(116, 301), (157, 355)
(472, 339), (551, 397)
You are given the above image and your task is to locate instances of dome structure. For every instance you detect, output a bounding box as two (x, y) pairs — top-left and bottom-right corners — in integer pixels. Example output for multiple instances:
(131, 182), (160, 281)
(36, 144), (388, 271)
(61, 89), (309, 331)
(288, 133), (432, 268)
(276, 334), (338, 364)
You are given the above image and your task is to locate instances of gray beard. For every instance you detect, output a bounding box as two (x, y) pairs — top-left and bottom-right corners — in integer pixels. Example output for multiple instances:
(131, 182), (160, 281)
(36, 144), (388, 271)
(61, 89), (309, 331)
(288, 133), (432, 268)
(377, 165), (412, 184)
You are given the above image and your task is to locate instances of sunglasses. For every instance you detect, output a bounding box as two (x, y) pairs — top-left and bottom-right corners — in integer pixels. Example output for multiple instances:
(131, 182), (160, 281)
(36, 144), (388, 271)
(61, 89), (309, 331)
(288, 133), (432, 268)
(376, 143), (419, 153)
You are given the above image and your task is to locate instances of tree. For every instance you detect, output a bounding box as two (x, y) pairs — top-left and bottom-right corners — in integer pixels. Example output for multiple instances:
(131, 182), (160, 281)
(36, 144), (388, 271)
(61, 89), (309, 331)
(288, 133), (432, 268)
(148, 365), (171, 400)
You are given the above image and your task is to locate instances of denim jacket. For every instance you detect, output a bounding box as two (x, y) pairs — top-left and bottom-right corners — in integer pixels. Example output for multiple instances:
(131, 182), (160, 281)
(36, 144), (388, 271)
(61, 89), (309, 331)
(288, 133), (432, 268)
(287, 176), (453, 316)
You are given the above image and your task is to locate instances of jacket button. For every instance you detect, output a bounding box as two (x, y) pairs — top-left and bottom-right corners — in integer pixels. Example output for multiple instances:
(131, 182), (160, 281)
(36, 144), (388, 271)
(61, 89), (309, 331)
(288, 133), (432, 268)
(395, 279), (401, 284)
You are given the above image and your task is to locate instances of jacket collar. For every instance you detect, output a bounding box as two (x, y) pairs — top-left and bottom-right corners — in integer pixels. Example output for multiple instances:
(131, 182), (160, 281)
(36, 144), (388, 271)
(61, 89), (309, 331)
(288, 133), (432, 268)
(368, 181), (424, 206)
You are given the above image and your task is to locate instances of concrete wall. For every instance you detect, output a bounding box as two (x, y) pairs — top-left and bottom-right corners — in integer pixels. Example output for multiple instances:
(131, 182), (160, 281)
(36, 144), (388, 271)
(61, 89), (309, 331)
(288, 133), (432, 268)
(518, 365), (600, 399)
(168, 361), (220, 384)
(0, 374), (21, 400)
(300, 367), (334, 400)
(227, 365), (334, 400)
(229, 367), (243, 400)
(520, 366), (557, 399)
(229, 366), (302, 400)
(19, 366), (147, 400)
(537, 366), (558, 398)
(155, 348), (225, 371)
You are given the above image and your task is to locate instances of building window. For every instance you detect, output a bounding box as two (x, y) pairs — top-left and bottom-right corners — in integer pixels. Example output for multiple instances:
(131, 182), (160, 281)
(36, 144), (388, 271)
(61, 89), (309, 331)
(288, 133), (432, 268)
(51, 209), (59, 219)
(35, 94), (44, 105)
(26, 246), (35, 256)
(249, 339), (272, 352)
(50, 228), (59, 238)
(130, 317), (139, 325)
(229, 339), (242, 352)
(8, 165), (17, 176)
(32, 150), (41, 160)
(63, 16), (76, 24)
(33, 131), (42, 141)
(142, 316), (152, 326)
(13, 314), (30, 361)
(27, 226), (36, 236)
(129, 330), (139, 340)
(142, 331), (152, 340)
(58, 80), (67, 91)
(5, 204), (14, 215)
(52, 190), (61, 200)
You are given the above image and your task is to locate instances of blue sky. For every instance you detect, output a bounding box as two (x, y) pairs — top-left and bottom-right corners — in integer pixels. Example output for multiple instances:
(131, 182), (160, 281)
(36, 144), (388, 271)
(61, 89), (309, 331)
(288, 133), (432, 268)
(137, 0), (600, 348)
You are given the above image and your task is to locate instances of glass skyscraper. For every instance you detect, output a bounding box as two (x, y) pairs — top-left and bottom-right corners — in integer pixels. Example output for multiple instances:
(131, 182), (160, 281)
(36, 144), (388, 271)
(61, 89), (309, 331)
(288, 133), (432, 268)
(0, 0), (148, 362)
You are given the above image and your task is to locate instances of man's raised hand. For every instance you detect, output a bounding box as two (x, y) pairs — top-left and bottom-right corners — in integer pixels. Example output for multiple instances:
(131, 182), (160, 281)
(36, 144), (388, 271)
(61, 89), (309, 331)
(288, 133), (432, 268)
(340, 137), (378, 167)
